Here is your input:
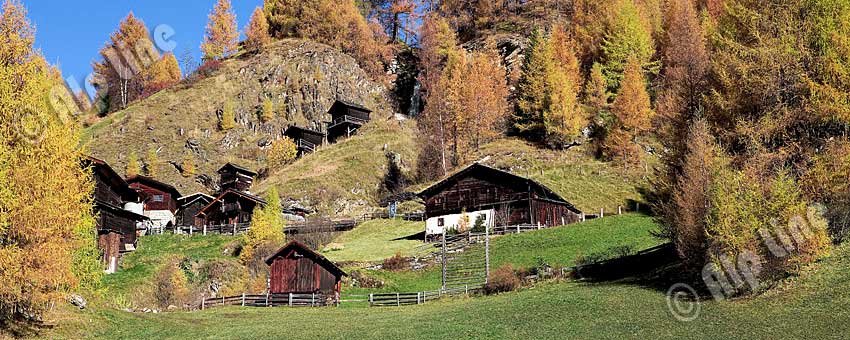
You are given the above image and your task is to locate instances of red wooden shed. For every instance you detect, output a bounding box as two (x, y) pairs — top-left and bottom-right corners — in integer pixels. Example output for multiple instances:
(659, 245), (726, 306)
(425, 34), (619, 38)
(265, 240), (347, 300)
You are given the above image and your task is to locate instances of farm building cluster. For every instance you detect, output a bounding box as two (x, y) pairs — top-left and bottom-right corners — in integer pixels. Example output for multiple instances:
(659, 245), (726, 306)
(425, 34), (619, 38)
(84, 100), (585, 298)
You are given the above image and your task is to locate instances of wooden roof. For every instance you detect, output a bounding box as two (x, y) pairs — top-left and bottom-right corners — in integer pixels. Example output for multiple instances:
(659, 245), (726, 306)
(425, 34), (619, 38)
(417, 162), (581, 213)
(126, 175), (182, 198)
(177, 192), (215, 207)
(285, 125), (326, 138)
(328, 99), (372, 113)
(83, 156), (139, 202)
(217, 163), (257, 177)
(196, 188), (267, 216)
(264, 240), (347, 277)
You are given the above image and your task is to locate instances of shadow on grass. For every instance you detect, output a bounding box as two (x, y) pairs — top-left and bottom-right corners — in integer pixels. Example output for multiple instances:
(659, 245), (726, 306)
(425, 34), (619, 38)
(391, 231), (425, 241)
(0, 315), (54, 338)
(572, 243), (710, 295)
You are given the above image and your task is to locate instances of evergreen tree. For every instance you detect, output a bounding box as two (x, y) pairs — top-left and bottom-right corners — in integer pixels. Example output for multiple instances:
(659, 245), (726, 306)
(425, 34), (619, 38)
(245, 6), (271, 51)
(513, 28), (550, 139)
(201, 0), (239, 60)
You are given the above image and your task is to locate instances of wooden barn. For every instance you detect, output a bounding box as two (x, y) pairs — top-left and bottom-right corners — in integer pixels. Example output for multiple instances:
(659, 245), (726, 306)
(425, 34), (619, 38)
(326, 100), (371, 143)
(176, 192), (214, 227)
(418, 163), (582, 236)
(217, 162), (256, 193)
(284, 125), (325, 156)
(126, 175), (181, 232)
(84, 156), (149, 273)
(265, 240), (347, 300)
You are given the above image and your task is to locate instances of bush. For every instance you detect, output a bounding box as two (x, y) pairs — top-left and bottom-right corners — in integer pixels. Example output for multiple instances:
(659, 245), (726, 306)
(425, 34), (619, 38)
(382, 252), (408, 271)
(153, 261), (190, 308)
(266, 138), (298, 169)
(484, 264), (521, 295)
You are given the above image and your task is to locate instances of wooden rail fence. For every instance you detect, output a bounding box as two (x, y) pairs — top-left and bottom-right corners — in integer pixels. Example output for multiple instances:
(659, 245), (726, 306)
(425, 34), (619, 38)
(200, 293), (332, 309)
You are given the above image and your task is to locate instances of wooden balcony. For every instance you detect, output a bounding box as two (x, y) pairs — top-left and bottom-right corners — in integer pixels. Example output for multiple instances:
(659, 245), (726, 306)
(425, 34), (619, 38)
(296, 139), (317, 154)
(328, 115), (368, 130)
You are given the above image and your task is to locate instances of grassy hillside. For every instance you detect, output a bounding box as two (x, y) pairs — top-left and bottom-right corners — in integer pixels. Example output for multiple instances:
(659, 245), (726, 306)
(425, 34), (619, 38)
(255, 118), (419, 216)
(320, 219), (424, 262)
(46, 227), (850, 339)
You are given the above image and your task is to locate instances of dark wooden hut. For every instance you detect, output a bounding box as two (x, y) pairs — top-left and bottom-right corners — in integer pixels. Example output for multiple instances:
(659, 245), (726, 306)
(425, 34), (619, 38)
(265, 240), (347, 299)
(284, 125), (325, 156)
(326, 100), (371, 143)
(176, 192), (214, 227)
(217, 163), (256, 193)
(418, 163), (582, 235)
(195, 189), (266, 226)
(84, 156), (149, 272)
(126, 175), (181, 231)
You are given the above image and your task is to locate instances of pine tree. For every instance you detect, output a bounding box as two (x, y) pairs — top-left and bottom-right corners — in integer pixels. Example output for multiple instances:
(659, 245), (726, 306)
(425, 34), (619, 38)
(201, 0), (239, 60)
(220, 100), (236, 130)
(181, 153), (195, 177)
(513, 28), (550, 139)
(0, 0), (98, 321)
(260, 96), (274, 123)
(126, 151), (140, 177)
(245, 6), (271, 51)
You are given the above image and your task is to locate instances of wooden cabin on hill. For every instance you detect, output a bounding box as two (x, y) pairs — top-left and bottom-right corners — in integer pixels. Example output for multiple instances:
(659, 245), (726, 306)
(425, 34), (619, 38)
(284, 125), (325, 156)
(418, 163), (582, 236)
(265, 240), (346, 301)
(126, 175), (181, 233)
(217, 162), (256, 193)
(195, 163), (265, 227)
(84, 156), (149, 273)
(326, 100), (371, 143)
(176, 192), (214, 227)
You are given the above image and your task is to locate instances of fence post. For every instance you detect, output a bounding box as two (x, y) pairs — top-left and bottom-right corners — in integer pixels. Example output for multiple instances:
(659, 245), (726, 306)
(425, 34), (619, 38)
(600, 208), (604, 218)
(222, 296), (225, 306)
(397, 293), (400, 307)
(517, 225), (520, 233)
(465, 285), (468, 295)
(242, 293), (245, 306)
(618, 206), (622, 215)
(311, 293), (315, 307)
(581, 213), (586, 222)
(289, 293), (293, 306)
(417, 292), (421, 305)
(441, 229), (447, 290)
(369, 293), (373, 307)
(203, 225), (207, 236)
(201, 297), (205, 310)
(189, 225), (193, 236)
(233, 224), (237, 236)
(484, 220), (490, 284)
(265, 292), (269, 307)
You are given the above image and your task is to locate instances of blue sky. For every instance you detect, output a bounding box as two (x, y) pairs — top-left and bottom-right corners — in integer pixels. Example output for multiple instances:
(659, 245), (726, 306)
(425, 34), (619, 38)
(24, 0), (262, 97)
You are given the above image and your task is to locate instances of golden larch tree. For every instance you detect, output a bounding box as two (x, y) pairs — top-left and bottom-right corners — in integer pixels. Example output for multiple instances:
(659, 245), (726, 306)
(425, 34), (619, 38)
(245, 6), (271, 51)
(126, 151), (140, 177)
(201, 0), (239, 60)
(606, 56), (654, 164)
(0, 0), (98, 321)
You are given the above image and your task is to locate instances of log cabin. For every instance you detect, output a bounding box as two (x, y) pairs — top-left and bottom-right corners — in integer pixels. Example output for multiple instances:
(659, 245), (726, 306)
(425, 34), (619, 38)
(176, 192), (214, 227)
(284, 125), (325, 156)
(217, 162), (256, 193)
(84, 156), (149, 273)
(126, 175), (181, 233)
(326, 100), (371, 143)
(265, 240), (347, 302)
(195, 189), (267, 226)
(418, 163), (582, 236)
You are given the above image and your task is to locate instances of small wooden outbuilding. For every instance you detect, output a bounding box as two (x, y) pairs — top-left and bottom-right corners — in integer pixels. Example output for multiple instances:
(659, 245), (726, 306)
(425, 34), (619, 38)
(265, 240), (347, 299)
(284, 125), (325, 156)
(326, 100), (371, 143)
(176, 192), (214, 227)
(195, 189), (266, 226)
(218, 163), (256, 193)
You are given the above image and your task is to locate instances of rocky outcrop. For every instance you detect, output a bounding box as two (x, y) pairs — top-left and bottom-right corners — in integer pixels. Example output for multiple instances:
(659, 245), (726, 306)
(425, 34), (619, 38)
(86, 39), (394, 194)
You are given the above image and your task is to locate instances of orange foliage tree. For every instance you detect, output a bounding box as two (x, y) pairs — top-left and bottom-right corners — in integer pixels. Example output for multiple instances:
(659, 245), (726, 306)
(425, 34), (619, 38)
(201, 0), (239, 60)
(245, 6), (271, 51)
(605, 57), (653, 165)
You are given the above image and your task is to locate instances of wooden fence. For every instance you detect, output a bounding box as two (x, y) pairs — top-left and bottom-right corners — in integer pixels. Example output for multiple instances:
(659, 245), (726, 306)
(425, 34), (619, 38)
(200, 293), (333, 309)
(342, 285), (483, 307)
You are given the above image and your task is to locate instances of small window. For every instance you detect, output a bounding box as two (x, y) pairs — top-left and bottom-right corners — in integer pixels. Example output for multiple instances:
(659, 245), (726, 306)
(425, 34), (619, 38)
(152, 195), (164, 202)
(437, 218), (445, 227)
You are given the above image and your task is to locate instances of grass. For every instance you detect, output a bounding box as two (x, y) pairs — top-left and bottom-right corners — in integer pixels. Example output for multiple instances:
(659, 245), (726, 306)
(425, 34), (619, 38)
(342, 214), (662, 294)
(322, 218), (425, 262)
(476, 138), (649, 213)
(49, 241), (850, 339)
(100, 234), (236, 298)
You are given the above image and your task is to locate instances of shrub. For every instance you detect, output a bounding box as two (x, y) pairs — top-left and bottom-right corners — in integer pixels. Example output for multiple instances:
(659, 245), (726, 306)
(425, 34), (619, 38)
(484, 264), (521, 295)
(266, 138), (298, 169)
(219, 100), (236, 130)
(471, 213), (488, 233)
(382, 252), (408, 271)
(153, 261), (190, 308)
